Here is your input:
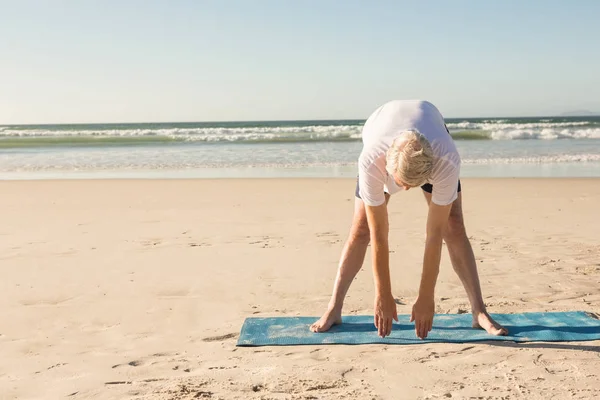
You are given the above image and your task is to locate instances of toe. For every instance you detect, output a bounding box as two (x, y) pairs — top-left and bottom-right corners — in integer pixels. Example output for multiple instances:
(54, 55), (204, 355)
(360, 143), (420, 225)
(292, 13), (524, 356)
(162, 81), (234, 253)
(487, 322), (508, 336)
(310, 321), (326, 333)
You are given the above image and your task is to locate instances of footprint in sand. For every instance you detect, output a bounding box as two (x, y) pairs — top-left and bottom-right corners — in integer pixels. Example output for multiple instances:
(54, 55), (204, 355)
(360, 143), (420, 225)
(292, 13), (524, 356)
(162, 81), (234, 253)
(188, 242), (211, 247)
(316, 231), (338, 237)
(139, 238), (163, 248)
(20, 295), (75, 307)
(136, 375), (374, 399)
(538, 258), (561, 266)
(156, 288), (191, 298)
(172, 366), (192, 372)
(56, 249), (77, 256)
(576, 265), (600, 275)
(246, 235), (283, 248)
(112, 359), (145, 369)
(316, 231), (340, 240)
(316, 231), (341, 245)
(133, 378), (213, 398)
(128, 360), (143, 367)
(47, 363), (68, 370)
(111, 352), (181, 369)
(202, 333), (238, 342)
(415, 346), (476, 363)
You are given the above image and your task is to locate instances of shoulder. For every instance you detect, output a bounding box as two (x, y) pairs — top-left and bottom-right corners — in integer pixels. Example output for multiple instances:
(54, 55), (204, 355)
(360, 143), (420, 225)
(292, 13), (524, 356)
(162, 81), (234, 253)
(430, 151), (460, 183)
(357, 151), (387, 206)
(358, 149), (386, 176)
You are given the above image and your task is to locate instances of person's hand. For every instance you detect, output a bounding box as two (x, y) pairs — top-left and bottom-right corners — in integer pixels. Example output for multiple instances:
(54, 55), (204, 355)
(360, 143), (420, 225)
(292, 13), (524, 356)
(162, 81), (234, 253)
(374, 292), (398, 337)
(410, 295), (435, 339)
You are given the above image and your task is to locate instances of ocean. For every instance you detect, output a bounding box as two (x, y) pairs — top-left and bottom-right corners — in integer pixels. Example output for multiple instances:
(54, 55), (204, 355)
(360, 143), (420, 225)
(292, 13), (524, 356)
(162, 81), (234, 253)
(1, 116), (600, 179)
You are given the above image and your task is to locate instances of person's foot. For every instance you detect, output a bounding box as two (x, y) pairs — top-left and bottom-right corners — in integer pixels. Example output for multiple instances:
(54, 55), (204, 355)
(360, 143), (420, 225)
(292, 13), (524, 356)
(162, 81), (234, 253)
(310, 308), (342, 333)
(472, 311), (508, 336)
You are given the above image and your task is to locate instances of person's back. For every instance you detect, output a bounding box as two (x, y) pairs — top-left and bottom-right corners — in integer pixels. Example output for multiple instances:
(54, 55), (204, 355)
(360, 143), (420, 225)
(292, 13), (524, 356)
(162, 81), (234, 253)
(358, 100), (461, 206)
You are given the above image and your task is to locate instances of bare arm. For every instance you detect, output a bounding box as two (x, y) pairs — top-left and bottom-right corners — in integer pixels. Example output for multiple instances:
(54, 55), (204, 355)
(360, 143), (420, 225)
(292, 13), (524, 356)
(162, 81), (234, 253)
(411, 201), (452, 339)
(364, 203), (391, 295)
(420, 202), (452, 296)
(365, 202), (398, 337)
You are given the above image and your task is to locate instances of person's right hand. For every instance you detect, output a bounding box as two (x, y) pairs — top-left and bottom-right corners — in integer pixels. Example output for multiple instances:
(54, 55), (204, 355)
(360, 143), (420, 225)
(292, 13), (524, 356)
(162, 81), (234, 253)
(374, 292), (398, 337)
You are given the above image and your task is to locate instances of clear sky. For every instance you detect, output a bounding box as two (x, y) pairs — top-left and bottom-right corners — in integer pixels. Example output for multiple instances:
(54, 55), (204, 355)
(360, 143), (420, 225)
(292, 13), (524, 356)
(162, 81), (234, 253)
(1, 0), (599, 123)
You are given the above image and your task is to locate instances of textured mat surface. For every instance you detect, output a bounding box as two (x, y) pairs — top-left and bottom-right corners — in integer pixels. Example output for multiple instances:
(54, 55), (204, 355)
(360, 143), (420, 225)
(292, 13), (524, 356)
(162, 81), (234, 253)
(237, 311), (600, 346)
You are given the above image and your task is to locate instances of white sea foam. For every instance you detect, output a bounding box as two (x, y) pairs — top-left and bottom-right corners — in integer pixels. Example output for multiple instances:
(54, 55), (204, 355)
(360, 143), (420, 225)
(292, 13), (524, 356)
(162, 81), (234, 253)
(446, 121), (591, 130)
(0, 125), (364, 142)
(446, 120), (600, 140)
(461, 154), (600, 164)
(489, 128), (600, 140)
(1, 120), (599, 143)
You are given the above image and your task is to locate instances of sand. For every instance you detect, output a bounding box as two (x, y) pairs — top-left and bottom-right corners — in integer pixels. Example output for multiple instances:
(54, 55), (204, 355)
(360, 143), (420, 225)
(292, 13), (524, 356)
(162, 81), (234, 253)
(0, 178), (599, 399)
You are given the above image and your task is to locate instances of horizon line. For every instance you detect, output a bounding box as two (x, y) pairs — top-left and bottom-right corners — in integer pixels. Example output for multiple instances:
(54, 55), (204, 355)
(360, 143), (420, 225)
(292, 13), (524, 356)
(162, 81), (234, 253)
(2, 114), (599, 126)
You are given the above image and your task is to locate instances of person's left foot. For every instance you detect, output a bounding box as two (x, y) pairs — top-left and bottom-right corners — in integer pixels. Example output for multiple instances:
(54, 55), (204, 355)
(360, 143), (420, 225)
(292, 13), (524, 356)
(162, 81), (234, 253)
(472, 311), (508, 336)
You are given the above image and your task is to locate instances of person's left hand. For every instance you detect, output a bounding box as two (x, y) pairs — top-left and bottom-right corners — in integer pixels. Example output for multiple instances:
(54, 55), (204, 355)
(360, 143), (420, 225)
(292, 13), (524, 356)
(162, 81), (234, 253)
(410, 295), (435, 339)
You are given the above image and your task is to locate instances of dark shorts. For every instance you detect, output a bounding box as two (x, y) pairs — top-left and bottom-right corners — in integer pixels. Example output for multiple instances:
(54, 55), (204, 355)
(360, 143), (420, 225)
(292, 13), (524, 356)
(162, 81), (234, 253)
(420, 180), (462, 194)
(355, 179), (461, 199)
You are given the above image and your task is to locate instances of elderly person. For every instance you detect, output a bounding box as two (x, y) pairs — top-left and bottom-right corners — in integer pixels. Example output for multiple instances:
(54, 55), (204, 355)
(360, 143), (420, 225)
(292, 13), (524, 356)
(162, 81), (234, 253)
(310, 100), (508, 339)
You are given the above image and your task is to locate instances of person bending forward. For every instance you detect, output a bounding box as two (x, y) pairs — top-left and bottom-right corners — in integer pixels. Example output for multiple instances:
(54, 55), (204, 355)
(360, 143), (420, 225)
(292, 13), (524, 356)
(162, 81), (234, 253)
(310, 100), (508, 339)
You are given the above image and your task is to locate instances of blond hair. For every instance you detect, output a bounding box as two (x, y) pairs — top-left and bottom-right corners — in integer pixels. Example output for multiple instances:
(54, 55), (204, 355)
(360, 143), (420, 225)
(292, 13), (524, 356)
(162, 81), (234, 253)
(386, 130), (434, 187)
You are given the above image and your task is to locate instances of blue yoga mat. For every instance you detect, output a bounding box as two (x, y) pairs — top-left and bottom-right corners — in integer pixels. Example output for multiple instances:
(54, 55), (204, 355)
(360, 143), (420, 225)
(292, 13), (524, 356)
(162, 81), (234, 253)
(237, 311), (600, 346)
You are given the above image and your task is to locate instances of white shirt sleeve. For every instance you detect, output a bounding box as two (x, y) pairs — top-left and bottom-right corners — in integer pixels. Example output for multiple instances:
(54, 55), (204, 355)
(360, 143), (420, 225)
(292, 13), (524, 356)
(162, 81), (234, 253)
(358, 155), (387, 207)
(431, 156), (460, 206)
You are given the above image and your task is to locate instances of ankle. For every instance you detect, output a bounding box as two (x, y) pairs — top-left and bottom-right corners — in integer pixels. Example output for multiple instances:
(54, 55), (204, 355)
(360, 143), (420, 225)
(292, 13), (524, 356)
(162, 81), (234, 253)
(472, 308), (488, 317)
(327, 302), (343, 313)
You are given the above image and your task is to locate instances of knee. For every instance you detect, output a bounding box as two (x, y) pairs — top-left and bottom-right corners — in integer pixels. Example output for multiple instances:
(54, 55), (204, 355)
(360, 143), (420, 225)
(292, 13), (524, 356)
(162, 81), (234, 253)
(445, 214), (467, 242)
(350, 222), (370, 245)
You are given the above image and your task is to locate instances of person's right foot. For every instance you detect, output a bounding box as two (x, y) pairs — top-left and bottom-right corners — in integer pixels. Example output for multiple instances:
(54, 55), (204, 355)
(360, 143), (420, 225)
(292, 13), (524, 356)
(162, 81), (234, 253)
(310, 308), (342, 333)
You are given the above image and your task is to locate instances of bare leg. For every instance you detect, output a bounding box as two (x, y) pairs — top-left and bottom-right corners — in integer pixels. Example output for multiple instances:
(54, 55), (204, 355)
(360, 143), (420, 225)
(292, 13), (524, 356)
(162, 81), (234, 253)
(423, 191), (508, 336)
(310, 194), (389, 332)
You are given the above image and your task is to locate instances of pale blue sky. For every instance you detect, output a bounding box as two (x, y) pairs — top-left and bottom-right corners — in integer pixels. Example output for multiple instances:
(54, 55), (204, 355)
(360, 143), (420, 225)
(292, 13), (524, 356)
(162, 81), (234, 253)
(1, 0), (599, 123)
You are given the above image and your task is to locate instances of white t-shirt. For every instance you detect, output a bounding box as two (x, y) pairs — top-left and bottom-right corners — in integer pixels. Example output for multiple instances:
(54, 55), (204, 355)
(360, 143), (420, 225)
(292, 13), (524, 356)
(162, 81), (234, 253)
(358, 100), (461, 207)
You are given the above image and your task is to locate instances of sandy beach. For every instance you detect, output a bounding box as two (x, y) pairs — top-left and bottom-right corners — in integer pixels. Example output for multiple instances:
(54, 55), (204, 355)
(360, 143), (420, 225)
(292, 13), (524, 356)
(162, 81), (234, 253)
(1, 178), (599, 400)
